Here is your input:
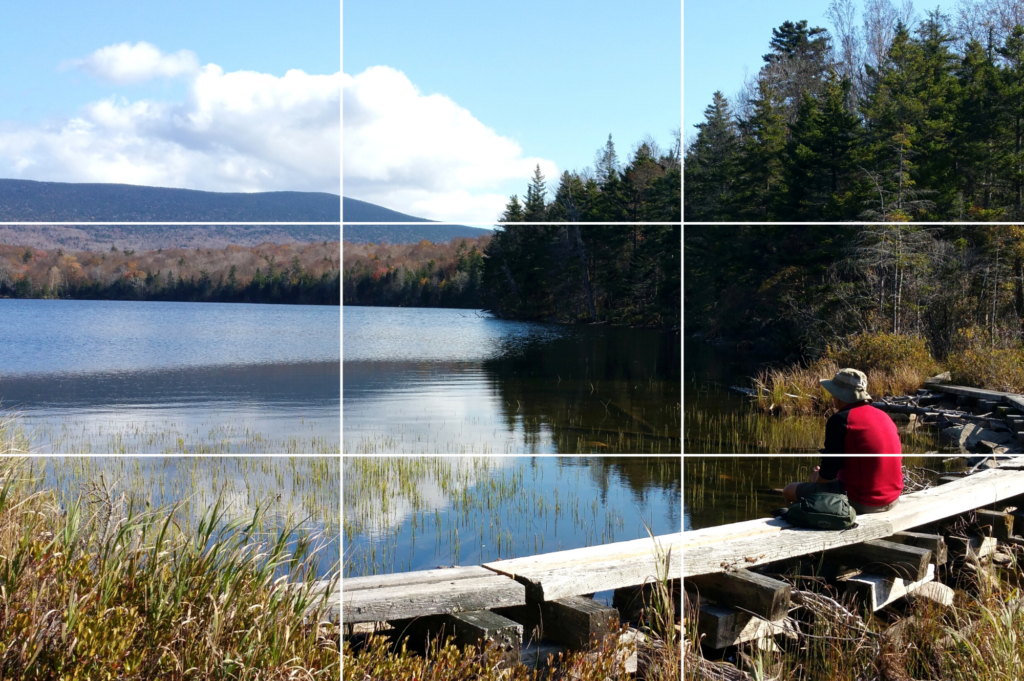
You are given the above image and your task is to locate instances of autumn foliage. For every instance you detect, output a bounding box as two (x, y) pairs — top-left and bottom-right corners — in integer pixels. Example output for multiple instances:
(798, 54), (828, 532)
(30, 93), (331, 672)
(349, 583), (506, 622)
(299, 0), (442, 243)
(0, 241), (340, 305)
(343, 237), (489, 308)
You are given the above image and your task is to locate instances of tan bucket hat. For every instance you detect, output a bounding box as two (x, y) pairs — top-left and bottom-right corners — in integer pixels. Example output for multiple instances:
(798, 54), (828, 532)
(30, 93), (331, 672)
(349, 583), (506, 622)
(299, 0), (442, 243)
(820, 367), (871, 403)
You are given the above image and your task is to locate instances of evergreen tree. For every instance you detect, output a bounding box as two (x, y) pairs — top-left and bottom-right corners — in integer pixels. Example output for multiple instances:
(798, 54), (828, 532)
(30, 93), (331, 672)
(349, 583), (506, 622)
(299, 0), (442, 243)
(955, 37), (1001, 216)
(500, 195), (525, 222)
(998, 25), (1024, 216)
(735, 79), (788, 219)
(523, 164), (548, 221)
(684, 91), (739, 221)
(595, 134), (620, 186)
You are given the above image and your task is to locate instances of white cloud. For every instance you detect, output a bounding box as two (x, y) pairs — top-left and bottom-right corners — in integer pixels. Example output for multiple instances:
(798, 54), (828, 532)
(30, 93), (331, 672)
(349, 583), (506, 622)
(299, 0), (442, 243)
(343, 66), (556, 223)
(0, 48), (340, 194)
(68, 42), (200, 84)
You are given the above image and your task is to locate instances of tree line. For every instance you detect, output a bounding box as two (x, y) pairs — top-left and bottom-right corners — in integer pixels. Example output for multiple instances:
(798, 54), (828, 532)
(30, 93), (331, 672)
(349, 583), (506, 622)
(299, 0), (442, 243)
(502, 134), (681, 223)
(0, 242), (340, 305)
(483, 226), (680, 329)
(685, 225), (1024, 360)
(685, 1), (1024, 221)
(342, 237), (488, 308)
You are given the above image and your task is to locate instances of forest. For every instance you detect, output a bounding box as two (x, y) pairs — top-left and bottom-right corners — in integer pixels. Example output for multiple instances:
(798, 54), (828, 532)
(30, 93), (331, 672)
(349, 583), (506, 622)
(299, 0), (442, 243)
(343, 227), (680, 329)
(685, 0), (1024, 221)
(0, 241), (341, 305)
(483, 225), (680, 329)
(342, 237), (489, 308)
(501, 134), (681, 223)
(685, 225), (1024, 364)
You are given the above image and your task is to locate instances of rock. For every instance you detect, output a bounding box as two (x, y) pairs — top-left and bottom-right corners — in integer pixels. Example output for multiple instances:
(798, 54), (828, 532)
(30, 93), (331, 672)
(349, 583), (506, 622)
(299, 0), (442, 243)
(940, 423), (979, 448)
(976, 441), (1009, 455)
(967, 428), (1014, 448)
(930, 371), (952, 384)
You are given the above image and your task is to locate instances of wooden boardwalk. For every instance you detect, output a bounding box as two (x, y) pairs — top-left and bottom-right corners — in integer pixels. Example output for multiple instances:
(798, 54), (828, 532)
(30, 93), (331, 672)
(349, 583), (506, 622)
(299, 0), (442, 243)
(343, 533), (680, 624)
(684, 464), (1024, 577)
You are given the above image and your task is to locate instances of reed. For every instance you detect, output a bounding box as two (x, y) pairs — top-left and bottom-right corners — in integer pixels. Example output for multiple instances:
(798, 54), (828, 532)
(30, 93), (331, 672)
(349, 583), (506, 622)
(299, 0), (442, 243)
(0, 456), (339, 679)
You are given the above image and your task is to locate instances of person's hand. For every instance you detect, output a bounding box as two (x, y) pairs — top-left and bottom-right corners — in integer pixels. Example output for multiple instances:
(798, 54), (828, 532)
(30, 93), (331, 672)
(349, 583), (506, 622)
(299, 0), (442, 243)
(809, 467), (822, 484)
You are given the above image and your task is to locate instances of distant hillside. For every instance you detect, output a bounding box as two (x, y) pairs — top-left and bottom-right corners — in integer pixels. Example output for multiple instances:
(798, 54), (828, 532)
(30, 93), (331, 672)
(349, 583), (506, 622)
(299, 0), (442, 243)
(343, 197), (435, 223)
(0, 179), (340, 221)
(342, 225), (493, 244)
(0, 226), (338, 251)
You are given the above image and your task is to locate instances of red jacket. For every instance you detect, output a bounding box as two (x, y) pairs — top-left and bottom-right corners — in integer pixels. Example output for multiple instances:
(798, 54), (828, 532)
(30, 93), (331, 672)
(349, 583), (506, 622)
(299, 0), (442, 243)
(820, 456), (904, 507)
(823, 402), (902, 454)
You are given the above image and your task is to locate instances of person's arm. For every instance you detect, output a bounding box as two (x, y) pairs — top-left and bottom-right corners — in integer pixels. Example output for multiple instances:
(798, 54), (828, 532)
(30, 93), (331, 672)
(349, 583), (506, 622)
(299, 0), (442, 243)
(822, 411), (847, 454)
(817, 457), (844, 481)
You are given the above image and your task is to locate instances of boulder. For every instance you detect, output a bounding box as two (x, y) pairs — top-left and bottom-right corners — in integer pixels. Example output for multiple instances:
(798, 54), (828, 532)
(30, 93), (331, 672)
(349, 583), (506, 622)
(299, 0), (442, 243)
(966, 428), (1014, 448)
(940, 423), (978, 449)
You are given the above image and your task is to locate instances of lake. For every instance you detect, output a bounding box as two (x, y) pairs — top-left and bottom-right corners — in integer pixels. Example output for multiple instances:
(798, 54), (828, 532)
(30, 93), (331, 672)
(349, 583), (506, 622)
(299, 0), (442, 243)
(343, 306), (681, 454)
(0, 298), (340, 453)
(344, 456), (680, 603)
(28, 456), (339, 579)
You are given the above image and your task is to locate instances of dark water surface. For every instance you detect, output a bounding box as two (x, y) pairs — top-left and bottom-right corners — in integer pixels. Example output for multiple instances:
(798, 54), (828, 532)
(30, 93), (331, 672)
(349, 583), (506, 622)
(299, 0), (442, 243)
(343, 306), (680, 453)
(344, 456), (680, 602)
(0, 299), (340, 452)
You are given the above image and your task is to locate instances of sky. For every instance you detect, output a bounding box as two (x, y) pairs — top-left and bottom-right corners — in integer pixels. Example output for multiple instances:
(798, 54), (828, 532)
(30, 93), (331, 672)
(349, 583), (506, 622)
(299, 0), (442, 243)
(343, 0), (682, 224)
(0, 1), (340, 195)
(684, 0), (961, 139)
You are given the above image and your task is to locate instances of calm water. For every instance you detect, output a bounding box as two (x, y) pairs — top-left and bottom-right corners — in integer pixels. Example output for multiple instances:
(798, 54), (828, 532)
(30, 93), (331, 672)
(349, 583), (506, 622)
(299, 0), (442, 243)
(344, 456), (680, 602)
(0, 299), (340, 452)
(28, 456), (339, 578)
(343, 307), (681, 453)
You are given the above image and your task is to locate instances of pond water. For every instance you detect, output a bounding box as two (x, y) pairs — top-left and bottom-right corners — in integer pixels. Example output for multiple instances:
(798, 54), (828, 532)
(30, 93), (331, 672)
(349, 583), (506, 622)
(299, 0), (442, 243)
(343, 456), (680, 603)
(27, 456), (340, 578)
(683, 456), (962, 531)
(343, 306), (680, 453)
(0, 298), (340, 453)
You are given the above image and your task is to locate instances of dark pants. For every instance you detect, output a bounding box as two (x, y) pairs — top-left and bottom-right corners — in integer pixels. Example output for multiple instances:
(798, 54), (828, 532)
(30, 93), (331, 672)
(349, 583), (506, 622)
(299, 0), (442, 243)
(793, 480), (899, 514)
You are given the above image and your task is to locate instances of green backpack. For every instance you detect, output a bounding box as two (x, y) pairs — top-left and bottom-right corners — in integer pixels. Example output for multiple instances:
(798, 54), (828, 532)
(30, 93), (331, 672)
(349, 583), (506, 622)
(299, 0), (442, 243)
(783, 493), (857, 530)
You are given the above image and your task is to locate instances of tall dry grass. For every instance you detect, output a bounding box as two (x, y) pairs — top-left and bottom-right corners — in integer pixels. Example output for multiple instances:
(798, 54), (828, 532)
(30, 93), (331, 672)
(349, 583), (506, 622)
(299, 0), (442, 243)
(0, 457), (339, 679)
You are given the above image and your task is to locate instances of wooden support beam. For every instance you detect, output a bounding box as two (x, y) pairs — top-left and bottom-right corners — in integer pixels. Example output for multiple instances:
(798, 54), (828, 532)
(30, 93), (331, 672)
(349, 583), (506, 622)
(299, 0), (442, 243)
(945, 535), (998, 559)
(826, 539), (931, 582)
(343, 566), (526, 624)
(887, 531), (947, 566)
(844, 564), (952, 612)
(975, 509), (1015, 540)
(685, 570), (791, 621)
(539, 596), (619, 649)
(446, 610), (522, 667)
(696, 601), (792, 650)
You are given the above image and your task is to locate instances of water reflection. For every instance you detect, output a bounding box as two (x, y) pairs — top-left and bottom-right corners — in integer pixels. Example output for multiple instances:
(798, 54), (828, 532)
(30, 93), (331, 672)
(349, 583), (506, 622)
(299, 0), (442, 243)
(342, 307), (681, 453)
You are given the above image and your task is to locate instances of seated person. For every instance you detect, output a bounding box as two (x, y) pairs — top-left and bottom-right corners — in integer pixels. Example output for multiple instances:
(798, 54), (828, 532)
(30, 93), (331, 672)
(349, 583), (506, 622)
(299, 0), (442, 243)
(782, 456), (903, 514)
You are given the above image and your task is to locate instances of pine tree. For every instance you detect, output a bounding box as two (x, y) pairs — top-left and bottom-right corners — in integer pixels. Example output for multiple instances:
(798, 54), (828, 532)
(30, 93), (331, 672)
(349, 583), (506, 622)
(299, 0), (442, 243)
(595, 134), (620, 186)
(523, 165), (548, 221)
(735, 79), (788, 220)
(684, 91), (738, 220)
(998, 25), (1024, 216)
(955, 37), (1001, 216)
(500, 195), (525, 223)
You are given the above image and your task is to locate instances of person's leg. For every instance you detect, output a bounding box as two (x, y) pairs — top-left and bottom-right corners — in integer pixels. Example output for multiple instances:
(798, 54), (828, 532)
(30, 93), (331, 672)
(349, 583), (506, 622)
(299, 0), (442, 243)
(850, 497), (899, 514)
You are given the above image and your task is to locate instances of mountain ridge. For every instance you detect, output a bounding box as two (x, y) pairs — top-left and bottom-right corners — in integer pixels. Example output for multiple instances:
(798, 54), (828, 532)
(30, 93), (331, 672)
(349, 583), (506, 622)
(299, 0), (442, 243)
(0, 179), (340, 221)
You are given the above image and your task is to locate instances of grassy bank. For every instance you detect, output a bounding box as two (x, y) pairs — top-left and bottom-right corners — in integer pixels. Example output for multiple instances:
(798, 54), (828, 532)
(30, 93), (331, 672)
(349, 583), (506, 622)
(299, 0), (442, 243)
(0, 457), (339, 679)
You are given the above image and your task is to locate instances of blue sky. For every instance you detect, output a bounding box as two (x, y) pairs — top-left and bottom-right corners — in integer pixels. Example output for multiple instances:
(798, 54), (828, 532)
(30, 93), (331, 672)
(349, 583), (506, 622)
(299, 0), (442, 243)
(0, 1), (340, 194)
(343, 0), (682, 223)
(684, 0), (960, 138)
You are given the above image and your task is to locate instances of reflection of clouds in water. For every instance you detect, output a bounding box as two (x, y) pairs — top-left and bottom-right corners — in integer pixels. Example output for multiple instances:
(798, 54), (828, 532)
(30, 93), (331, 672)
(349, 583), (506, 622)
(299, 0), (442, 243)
(347, 456), (518, 538)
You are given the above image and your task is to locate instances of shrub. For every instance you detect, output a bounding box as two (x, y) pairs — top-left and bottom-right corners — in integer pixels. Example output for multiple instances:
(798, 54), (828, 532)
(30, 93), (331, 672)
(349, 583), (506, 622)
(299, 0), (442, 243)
(826, 333), (939, 376)
(946, 328), (1024, 393)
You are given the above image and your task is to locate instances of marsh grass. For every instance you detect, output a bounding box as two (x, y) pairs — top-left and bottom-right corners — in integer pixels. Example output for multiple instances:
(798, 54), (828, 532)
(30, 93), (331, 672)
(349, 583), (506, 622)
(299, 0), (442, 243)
(0, 457), (340, 679)
(0, 414), (30, 454)
(685, 548), (1024, 681)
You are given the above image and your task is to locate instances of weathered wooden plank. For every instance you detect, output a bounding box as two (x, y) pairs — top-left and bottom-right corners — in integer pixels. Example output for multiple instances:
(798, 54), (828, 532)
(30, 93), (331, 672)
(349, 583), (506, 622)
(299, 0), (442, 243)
(696, 601), (792, 650)
(484, 533), (680, 601)
(446, 610), (523, 667)
(975, 509), (1014, 540)
(540, 596), (619, 649)
(684, 467), (1024, 576)
(685, 570), (790, 621)
(925, 382), (1024, 414)
(342, 574), (526, 624)
(887, 531), (947, 566)
(945, 535), (998, 559)
(344, 566), (496, 592)
(827, 539), (931, 581)
(612, 579), (682, 623)
(844, 564), (949, 611)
